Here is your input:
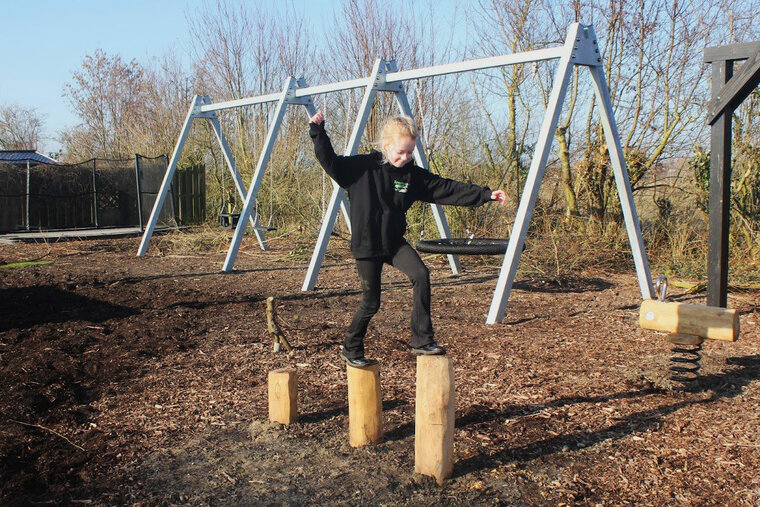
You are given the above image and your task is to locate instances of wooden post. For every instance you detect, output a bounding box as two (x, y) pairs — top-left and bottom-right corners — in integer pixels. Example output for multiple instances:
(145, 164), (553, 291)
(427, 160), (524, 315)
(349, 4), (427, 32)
(708, 60), (734, 308)
(639, 300), (740, 341)
(415, 355), (455, 485)
(268, 368), (297, 425)
(347, 363), (383, 447)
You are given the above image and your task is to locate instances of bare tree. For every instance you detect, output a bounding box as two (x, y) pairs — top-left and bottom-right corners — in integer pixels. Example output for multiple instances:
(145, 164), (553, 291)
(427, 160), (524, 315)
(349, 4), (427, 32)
(62, 50), (151, 160)
(325, 0), (462, 147)
(186, 0), (318, 226)
(0, 104), (45, 151)
(472, 0), (552, 207)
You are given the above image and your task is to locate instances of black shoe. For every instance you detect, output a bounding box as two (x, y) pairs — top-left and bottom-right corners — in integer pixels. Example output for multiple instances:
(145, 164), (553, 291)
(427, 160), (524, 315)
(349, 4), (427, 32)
(411, 342), (446, 355)
(341, 350), (378, 368)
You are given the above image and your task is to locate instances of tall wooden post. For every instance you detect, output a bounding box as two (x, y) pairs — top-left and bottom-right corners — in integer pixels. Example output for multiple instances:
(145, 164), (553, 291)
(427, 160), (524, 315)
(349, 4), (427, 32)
(268, 368), (297, 425)
(347, 364), (383, 447)
(415, 356), (455, 484)
(708, 60), (733, 308)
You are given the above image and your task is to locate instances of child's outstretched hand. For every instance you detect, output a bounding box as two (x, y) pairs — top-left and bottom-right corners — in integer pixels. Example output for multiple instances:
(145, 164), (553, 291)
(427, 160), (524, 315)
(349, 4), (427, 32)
(309, 109), (324, 125)
(491, 189), (507, 205)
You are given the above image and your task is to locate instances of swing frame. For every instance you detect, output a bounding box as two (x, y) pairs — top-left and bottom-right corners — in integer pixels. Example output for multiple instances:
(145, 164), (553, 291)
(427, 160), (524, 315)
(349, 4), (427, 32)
(137, 23), (654, 324)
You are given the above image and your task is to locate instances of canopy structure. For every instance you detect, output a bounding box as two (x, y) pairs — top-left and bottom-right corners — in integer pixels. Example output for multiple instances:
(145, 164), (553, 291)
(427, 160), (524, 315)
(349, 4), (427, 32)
(703, 42), (760, 307)
(137, 23), (654, 324)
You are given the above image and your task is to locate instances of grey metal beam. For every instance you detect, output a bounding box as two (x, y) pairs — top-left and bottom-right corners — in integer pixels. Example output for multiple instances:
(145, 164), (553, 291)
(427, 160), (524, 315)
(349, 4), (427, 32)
(204, 99), (265, 247)
(199, 92), (283, 113)
(137, 95), (201, 256)
(198, 49), (565, 115)
(384, 47), (564, 83)
(302, 59), (385, 291)
(588, 62), (654, 300)
(223, 78), (296, 272)
(486, 24), (581, 324)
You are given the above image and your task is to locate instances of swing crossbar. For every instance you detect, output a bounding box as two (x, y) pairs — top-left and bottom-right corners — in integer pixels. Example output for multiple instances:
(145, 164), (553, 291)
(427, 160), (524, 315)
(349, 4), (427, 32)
(198, 47), (565, 114)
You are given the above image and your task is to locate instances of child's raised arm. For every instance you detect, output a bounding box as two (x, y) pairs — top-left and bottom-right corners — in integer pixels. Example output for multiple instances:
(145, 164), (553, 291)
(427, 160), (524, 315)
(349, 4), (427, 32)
(309, 109), (324, 125)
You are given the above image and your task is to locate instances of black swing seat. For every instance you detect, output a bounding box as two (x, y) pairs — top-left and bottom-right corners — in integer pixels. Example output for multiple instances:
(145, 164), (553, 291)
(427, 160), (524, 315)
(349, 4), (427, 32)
(219, 212), (241, 228)
(415, 237), (510, 255)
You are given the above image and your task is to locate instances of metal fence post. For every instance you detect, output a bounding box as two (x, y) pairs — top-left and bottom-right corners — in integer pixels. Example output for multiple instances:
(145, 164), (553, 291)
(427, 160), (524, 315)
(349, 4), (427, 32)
(92, 159), (99, 228)
(134, 154), (144, 231)
(25, 160), (31, 231)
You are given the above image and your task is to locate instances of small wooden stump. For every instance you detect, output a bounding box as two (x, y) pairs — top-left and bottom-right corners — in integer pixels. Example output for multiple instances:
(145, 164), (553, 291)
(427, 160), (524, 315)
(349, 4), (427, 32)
(347, 363), (383, 447)
(268, 368), (297, 425)
(415, 355), (455, 485)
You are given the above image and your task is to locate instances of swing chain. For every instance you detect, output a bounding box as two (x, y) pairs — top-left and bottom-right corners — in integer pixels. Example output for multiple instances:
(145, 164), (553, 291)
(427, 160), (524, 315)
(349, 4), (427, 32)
(654, 275), (668, 302)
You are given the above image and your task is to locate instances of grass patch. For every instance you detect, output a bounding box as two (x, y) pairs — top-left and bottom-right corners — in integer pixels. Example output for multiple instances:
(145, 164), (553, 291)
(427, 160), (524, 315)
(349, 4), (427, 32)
(0, 260), (54, 269)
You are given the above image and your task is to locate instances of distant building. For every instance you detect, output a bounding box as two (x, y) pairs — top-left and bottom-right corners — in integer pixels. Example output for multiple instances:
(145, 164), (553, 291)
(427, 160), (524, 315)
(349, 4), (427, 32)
(0, 150), (57, 166)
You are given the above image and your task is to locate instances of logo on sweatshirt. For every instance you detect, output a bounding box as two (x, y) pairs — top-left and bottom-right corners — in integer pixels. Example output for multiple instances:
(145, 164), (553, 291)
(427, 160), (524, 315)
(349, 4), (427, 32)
(393, 180), (409, 193)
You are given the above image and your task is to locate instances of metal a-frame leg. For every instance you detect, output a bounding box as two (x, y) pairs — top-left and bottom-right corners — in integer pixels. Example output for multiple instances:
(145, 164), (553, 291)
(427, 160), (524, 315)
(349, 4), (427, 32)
(302, 60), (388, 291)
(587, 64), (654, 300)
(223, 78), (300, 272)
(486, 24), (653, 324)
(137, 95), (202, 257)
(486, 27), (579, 324)
(203, 97), (265, 248)
(386, 61), (462, 275)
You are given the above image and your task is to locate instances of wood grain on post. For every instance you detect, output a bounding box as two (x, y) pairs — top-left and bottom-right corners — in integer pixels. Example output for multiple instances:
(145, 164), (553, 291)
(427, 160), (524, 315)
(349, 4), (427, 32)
(347, 363), (383, 447)
(268, 368), (297, 425)
(639, 300), (740, 341)
(415, 355), (455, 485)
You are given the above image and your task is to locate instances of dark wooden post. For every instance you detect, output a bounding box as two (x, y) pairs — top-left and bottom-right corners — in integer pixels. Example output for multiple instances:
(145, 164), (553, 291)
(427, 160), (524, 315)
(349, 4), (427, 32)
(134, 154), (144, 231)
(708, 60), (733, 308)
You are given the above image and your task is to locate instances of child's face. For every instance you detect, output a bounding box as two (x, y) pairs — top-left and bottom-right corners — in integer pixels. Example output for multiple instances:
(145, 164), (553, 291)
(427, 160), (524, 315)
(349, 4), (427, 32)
(386, 135), (416, 168)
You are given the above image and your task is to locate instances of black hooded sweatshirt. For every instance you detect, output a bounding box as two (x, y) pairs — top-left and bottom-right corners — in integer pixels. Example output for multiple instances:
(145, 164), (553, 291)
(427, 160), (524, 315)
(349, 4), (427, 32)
(310, 122), (494, 259)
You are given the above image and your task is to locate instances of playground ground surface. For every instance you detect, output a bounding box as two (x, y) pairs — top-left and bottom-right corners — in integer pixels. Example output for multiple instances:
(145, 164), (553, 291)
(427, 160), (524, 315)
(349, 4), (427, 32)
(1, 232), (759, 505)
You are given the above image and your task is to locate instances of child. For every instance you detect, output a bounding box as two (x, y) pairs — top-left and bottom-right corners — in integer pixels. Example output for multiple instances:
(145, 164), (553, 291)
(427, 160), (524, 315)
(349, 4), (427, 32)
(309, 110), (506, 367)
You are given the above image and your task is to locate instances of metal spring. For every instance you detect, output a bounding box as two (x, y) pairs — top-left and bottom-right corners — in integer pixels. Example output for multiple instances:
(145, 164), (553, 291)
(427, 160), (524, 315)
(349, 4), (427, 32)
(669, 342), (702, 385)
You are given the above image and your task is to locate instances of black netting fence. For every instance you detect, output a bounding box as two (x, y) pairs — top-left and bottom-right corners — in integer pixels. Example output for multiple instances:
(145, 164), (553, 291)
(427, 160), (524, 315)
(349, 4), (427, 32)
(0, 155), (205, 233)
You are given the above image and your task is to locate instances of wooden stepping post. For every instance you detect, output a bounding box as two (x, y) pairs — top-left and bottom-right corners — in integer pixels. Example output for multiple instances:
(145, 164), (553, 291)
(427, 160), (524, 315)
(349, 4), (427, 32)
(268, 368), (297, 425)
(415, 355), (455, 484)
(347, 363), (383, 447)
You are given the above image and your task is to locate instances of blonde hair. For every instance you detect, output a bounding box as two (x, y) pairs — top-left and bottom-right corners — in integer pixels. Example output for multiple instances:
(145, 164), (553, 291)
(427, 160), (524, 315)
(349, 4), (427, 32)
(377, 115), (419, 164)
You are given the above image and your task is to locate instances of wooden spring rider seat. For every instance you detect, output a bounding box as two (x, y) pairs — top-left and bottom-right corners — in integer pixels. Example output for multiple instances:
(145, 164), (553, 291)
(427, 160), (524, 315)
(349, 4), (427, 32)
(639, 277), (740, 345)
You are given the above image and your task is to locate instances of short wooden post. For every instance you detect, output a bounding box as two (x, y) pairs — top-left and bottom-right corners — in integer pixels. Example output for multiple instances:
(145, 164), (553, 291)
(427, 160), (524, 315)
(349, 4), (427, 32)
(347, 363), (383, 447)
(415, 355), (455, 484)
(268, 368), (297, 425)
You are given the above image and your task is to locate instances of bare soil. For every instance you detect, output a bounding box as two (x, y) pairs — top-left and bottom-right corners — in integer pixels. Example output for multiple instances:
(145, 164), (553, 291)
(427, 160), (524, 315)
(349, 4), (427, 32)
(1, 233), (759, 505)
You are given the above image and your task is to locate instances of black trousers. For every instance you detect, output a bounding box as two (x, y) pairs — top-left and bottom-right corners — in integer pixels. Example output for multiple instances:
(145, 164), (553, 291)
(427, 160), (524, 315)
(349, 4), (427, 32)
(343, 242), (434, 359)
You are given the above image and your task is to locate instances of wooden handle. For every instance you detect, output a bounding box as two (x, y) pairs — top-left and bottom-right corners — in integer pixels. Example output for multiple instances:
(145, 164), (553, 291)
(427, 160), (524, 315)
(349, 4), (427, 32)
(639, 300), (740, 341)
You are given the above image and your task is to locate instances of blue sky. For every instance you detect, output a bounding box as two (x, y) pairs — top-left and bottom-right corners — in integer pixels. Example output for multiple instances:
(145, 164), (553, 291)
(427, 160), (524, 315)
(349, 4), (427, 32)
(1, 0), (465, 155)
(1, 0), (198, 153)
(0, 0), (355, 154)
